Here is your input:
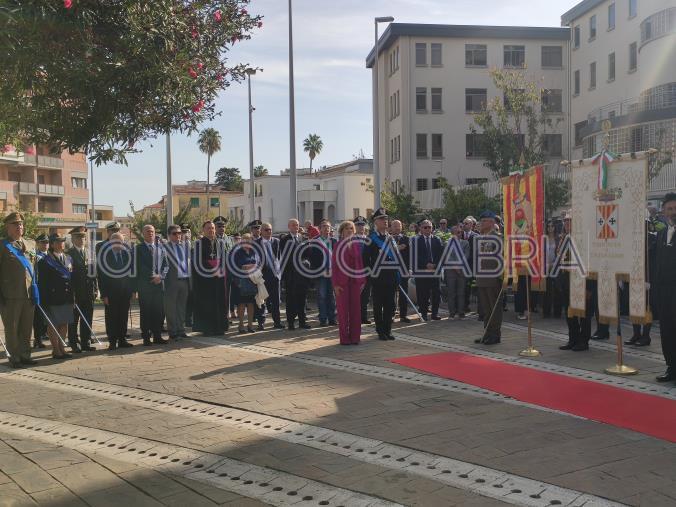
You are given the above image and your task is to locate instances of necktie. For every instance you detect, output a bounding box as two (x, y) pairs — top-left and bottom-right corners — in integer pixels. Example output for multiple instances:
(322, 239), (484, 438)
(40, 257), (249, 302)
(176, 243), (185, 275)
(426, 237), (431, 262)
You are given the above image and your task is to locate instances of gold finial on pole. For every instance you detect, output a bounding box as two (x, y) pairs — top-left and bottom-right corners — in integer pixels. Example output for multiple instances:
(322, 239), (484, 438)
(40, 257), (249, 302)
(601, 119), (612, 150)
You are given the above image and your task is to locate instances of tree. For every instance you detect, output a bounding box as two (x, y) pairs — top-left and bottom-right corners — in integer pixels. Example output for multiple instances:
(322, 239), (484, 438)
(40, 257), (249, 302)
(544, 176), (570, 218)
(303, 134), (323, 172)
(0, 1), (262, 165)
(648, 127), (673, 183)
(198, 128), (222, 206)
(471, 68), (564, 179)
(379, 186), (421, 225)
(0, 208), (41, 239)
(432, 182), (501, 225)
(214, 167), (243, 191)
(253, 165), (268, 177)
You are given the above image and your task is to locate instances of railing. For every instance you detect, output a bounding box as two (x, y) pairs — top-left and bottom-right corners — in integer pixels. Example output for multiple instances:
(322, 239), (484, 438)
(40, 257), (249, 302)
(38, 184), (64, 196)
(18, 182), (37, 194)
(587, 83), (676, 123)
(21, 154), (64, 169)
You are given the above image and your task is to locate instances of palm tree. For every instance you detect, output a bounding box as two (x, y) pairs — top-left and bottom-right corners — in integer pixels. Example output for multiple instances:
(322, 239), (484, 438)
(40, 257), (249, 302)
(197, 128), (222, 211)
(254, 165), (268, 177)
(303, 134), (323, 173)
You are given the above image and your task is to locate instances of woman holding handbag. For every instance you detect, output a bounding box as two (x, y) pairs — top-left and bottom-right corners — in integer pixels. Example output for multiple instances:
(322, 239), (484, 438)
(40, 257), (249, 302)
(231, 234), (260, 334)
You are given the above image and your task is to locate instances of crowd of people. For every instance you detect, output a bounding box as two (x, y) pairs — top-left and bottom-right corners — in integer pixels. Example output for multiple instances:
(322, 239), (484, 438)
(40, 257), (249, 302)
(0, 193), (674, 384)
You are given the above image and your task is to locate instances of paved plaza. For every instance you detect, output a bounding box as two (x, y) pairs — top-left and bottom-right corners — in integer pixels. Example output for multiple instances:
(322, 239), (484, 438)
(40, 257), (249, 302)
(0, 303), (675, 507)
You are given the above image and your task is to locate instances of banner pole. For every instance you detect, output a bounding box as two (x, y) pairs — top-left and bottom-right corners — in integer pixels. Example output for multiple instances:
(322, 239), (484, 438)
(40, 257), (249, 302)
(604, 286), (638, 375)
(74, 304), (102, 345)
(519, 276), (541, 357)
(0, 334), (10, 358)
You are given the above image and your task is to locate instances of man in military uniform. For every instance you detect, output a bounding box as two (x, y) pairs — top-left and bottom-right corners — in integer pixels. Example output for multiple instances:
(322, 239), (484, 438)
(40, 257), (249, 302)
(67, 226), (97, 352)
(474, 210), (503, 345)
(96, 221), (121, 259)
(363, 208), (399, 341)
(32, 233), (49, 348)
(655, 192), (676, 382)
(354, 216), (372, 324)
(214, 215), (233, 326)
(0, 212), (38, 367)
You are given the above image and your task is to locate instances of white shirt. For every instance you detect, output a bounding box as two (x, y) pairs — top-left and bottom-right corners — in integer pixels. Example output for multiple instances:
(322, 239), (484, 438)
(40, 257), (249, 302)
(668, 224), (675, 245)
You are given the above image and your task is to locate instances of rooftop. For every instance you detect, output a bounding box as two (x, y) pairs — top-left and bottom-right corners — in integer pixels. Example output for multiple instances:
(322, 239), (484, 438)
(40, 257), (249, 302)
(561, 0), (606, 26)
(366, 23), (570, 67)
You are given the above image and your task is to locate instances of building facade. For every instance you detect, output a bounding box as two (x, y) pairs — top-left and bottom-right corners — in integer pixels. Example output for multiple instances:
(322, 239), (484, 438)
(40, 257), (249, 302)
(228, 159), (374, 229)
(366, 24), (570, 203)
(562, 0), (676, 200)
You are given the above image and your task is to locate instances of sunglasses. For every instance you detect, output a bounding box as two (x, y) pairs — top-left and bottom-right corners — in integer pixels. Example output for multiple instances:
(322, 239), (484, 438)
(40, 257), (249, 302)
(170, 231), (181, 236)
(422, 225), (432, 229)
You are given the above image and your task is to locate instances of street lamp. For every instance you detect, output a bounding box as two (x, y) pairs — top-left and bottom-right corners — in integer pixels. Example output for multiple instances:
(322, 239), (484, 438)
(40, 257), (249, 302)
(166, 133), (174, 228)
(288, 0), (298, 219)
(373, 16), (394, 210)
(246, 68), (257, 222)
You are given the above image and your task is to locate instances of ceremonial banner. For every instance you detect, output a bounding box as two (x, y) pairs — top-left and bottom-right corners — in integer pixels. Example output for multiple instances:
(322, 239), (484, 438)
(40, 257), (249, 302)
(569, 153), (648, 324)
(501, 165), (545, 288)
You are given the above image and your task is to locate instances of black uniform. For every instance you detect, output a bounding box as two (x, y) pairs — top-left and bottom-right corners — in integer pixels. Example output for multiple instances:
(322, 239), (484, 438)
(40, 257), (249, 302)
(280, 233), (310, 329)
(67, 245), (97, 350)
(133, 242), (168, 344)
(363, 231), (398, 340)
(97, 246), (133, 348)
(655, 223), (676, 371)
(392, 233), (410, 320)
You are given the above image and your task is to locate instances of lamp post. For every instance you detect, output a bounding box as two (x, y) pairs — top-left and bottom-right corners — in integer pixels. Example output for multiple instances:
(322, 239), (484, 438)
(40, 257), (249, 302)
(247, 68), (257, 222)
(166, 133), (174, 228)
(289, 0), (298, 218)
(373, 16), (394, 210)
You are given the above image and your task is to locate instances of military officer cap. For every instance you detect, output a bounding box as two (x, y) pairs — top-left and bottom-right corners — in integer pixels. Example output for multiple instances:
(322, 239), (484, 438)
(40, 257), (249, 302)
(48, 232), (67, 243)
(371, 208), (388, 221)
(36, 233), (49, 243)
(4, 211), (24, 224)
(213, 215), (228, 225)
(479, 210), (497, 220)
(247, 219), (262, 228)
(69, 226), (86, 237)
(180, 223), (191, 232)
(353, 216), (367, 225)
(106, 221), (121, 232)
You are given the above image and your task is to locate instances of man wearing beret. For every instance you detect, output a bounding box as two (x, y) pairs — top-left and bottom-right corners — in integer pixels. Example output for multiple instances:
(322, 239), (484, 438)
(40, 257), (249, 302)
(32, 233), (49, 349)
(0, 212), (39, 367)
(474, 210), (503, 345)
(67, 226), (97, 352)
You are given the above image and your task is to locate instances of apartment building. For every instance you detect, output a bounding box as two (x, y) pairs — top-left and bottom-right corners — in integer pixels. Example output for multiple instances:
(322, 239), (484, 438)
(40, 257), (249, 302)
(366, 24), (570, 205)
(562, 0), (676, 199)
(228, 159), (374, 228)
(0, 146), (96, 234)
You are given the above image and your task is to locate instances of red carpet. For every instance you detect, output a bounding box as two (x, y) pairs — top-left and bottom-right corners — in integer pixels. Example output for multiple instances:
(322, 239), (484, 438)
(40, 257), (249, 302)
(389, 352), (676, 442)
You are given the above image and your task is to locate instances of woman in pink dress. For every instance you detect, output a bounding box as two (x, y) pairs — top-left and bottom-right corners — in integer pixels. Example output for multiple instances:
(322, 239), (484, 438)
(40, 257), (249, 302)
(332, 221), (366, 345)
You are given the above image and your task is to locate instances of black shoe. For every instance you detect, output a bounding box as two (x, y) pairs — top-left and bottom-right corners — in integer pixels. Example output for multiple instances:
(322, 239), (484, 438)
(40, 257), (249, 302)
(8, 362), (24, 368)
(656, 369), (675, 382)
(70, 343), (82, 353)
(559, 342), (575, 350)
(624, 335), (641, 345)
(572, 343), (589, 351)
(328, 321), (338, 326)
(20, 358), (38, 366)
(118, 340), (133, 348)
(179, 333), (189, 339)
(387, 335), (395, 340)
(33, 339), (46, 349)
(378, 334), (388, 341)
(361, 319), (371, 325)
(299, 323), (311, 330)
(431, 315), (441, 321)
(238, 328), (247, 335)
(591, 331), (609, 341)
(474, 337), (484, 344)
(108, 342), (117, 351)
(483, 336), (501, 345)
(273, 323), (285, 329)
(421, 315), (428, 322)
(143, 339), (152, 346)
(287, 324), (296, 331)
(257, 324), (264, 331)
(634, 338), (651, 347)
(320, 321), (328, 327)
(153, 338), (168, 344)
(82, 345), (96, 351)
(247, 327), (255, 333)
(400, 317), (411, 323)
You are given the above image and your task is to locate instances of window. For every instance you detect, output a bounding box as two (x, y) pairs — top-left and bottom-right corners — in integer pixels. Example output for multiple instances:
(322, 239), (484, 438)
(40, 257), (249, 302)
(210, 197), (219, 207)
(431, 178), (442, 189)
(541, 46), (563, 68)
(72, 204), (87, 214)
(465, 88), (487, 112)
(190, 197), (200, 208)
(542, 134), (563, 157)
(431, 43), (442, 66)
(608, 3), (616, 30)
(353, 208), (359, 218)
(608, 52), (616, 81)
(466, 134), (486, 158)
(415, 43), (427, 66)
(504, 45), (525, 67)
(395, 91), (400, 117)
(503, 89), (525, 111)
(574, 70), (580, 95)
(466, 177), (488, 185)
(465, 44), (487, 66)
(629, 0), (637, 19)
(416, 134), (428, 158)
(396, 136), (401, 161)
(590, 61), (596, 89)
(431, 88), (442, 112)
(71, 177), (87, 189)
(542, 89), (563, 112)
(630, 126), (643, 152)
(574, 25), (581, 48)
(390, 139), (395, 163)
(629, 42), (637, 72)
(589, 15), (597, 40)
(431, 134), (443, 159)
(416, 87), (427, 112)
(574, 120), (588, 146)
(416, 178), (428, 191)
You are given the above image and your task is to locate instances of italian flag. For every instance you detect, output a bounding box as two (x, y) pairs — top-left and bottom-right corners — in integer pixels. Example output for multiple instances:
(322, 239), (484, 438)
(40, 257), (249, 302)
(591, 149), (617, 191)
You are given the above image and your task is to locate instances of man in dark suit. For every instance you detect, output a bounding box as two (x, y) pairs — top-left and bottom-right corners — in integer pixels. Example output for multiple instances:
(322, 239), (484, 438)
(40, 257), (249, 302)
(390, 220), (411, 323)
(260, 222), (284, 329)
(312, 219), (337, 326)
(97, 232), (133, 350)
(655, 192), (676, 382)
(280, 218), (311, 330)
(355, 216), (371, 324)
(462, 216), (478, 314)
(413, 219), (443, 321)
(133, 225), (168, 346)
(67, 226), (97, 352)
(164, 224), (190, 340)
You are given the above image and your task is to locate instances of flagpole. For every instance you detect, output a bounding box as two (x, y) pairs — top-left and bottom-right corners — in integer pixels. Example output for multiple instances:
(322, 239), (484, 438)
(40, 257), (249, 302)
(519, 274), (540, 357)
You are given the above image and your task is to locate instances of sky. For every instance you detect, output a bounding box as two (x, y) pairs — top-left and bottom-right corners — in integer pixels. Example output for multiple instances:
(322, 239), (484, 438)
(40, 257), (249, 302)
(98, 0), (577, 215)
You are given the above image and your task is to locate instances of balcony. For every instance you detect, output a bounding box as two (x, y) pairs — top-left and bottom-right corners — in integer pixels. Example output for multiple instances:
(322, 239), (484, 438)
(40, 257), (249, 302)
(21, 154), (64, 170)
(18, 182), (37, 195)
(296, 189), (338, 203)
(587, 83), (676, 123)
(38, 184), (65, 196)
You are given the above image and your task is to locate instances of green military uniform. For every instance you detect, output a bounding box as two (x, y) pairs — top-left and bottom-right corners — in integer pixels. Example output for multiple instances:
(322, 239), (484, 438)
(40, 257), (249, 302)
(0, 212), (36, 367)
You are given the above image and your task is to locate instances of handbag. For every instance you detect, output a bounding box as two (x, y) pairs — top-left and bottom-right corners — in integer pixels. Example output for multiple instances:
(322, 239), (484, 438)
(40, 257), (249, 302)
(236, 276), (258, 296)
